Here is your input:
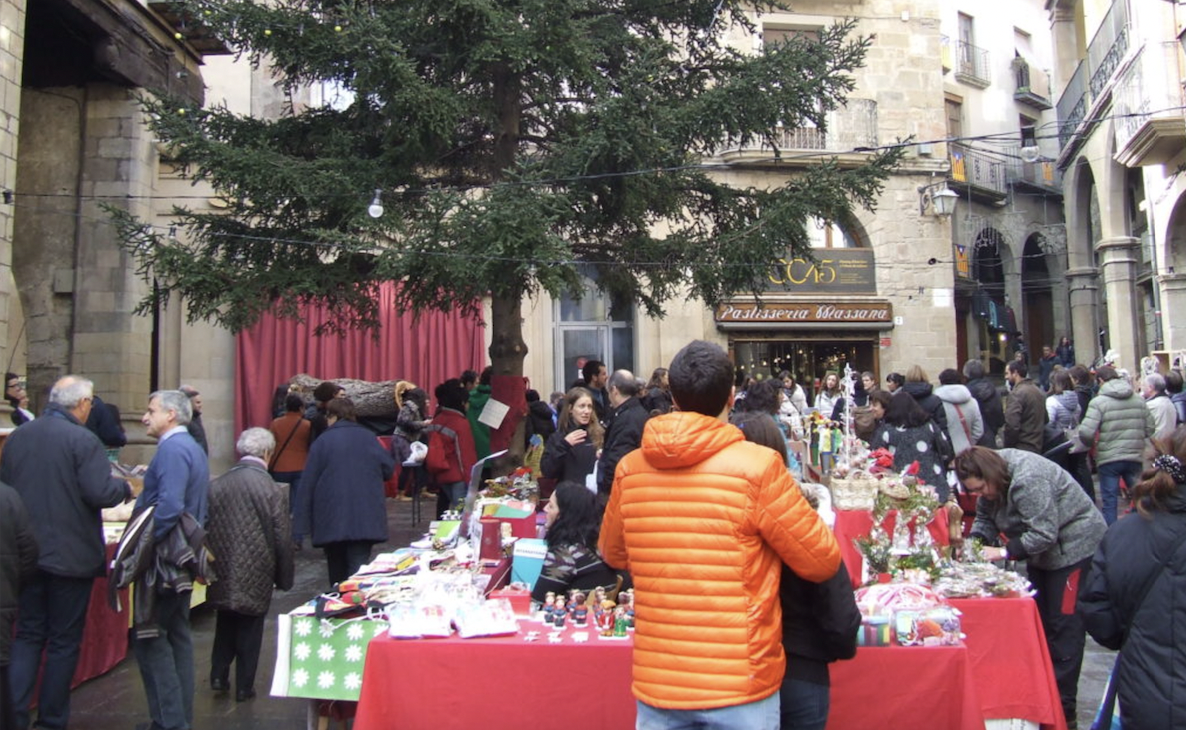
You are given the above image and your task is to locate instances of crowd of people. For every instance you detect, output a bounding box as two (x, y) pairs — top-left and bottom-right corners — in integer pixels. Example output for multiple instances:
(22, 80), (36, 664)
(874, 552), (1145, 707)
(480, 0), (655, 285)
(6, 332), (1186, 730)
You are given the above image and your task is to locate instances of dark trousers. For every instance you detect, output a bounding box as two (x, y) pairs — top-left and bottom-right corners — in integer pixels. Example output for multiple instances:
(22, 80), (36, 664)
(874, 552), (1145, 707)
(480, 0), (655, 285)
(2, 663), (16, 730)
(9, 571), (93, 730)
(210, 610), (266, 694)
(1029, 556), (1092, 728)
(323, 541), (373, 586)
(133, 590), (194, 730)
(780, 676), (830, 730)
(270, 471), (303, 541)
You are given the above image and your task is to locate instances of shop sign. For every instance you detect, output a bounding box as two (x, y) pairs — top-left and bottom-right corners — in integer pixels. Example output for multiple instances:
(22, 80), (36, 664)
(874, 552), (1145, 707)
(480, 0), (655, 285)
(766, 248), (877, 294)
(716, 301), (893, 324)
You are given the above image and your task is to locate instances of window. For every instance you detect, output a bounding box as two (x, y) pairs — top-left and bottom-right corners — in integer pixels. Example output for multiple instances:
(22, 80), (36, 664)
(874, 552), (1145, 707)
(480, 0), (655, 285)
(945, 97), (963, 140)
(553, 266), (634, 391)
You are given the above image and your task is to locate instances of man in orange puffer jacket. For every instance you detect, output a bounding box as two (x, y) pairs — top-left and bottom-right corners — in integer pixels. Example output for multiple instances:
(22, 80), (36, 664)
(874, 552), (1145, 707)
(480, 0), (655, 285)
(600, 340), (840, 729)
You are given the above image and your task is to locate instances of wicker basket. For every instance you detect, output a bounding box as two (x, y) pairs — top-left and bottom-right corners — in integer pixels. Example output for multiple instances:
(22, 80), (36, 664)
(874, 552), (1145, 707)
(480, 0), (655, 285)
(830, 472), (879, 511)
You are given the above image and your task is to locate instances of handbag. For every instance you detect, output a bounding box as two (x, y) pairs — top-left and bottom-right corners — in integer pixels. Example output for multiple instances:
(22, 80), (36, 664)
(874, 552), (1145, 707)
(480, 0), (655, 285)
(1092, 524), (1186, 730)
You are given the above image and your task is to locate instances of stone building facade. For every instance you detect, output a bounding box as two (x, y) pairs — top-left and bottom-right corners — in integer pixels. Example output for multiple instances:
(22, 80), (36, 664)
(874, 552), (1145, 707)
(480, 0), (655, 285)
(1048, 0), (1186, 372)
(518, 1), (959, 393)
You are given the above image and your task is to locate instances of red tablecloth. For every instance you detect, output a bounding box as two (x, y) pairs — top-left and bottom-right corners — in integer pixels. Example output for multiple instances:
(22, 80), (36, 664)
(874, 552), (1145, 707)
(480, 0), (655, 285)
(353, 626), (983, 730)
(952, 597), (1067, 730)
(71, 565), (129, 686)
(833, 507), (950, 587)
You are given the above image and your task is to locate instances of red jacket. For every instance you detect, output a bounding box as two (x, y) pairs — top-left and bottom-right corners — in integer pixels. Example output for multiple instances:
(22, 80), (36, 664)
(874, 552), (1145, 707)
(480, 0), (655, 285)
(599, 411), (840, 710)
(424, 407), (477, 484)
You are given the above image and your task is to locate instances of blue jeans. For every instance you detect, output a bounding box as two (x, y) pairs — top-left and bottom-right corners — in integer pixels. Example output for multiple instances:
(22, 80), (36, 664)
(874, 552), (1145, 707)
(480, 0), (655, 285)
(636, 693), (780, 730)
(1098, 460), (1142, 525)
(134, 590), (195, 730)
(9, 571), (93, 730)
(780, 678), (830, 730)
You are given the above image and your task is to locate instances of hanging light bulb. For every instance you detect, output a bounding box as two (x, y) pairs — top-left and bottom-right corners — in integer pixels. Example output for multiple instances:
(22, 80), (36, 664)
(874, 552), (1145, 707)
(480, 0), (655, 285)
(367, 189), (383, 218)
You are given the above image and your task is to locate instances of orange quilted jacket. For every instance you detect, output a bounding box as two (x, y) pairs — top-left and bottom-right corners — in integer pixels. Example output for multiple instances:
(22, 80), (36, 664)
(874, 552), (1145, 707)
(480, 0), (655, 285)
(599, 411), (840, 710)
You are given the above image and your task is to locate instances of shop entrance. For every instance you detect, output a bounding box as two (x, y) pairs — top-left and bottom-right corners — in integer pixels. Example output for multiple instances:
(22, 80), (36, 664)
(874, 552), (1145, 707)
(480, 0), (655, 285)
(730, 336), (878, 403)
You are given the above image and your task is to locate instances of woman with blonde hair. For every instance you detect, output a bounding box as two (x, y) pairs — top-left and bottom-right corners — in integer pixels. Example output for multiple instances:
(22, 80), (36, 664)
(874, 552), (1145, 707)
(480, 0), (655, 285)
(902, 364), (947, 430)
(540, 387), (605, 484)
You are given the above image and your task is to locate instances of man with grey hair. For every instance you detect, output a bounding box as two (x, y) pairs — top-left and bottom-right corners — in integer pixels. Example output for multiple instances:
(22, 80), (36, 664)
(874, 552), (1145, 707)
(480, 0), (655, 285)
(1, 375), (132, 730)
(1142, 372), (1176, 441)
(205, 427), (293, 702)
(596, 369), (650, 500)
(134, 389), (210, 730)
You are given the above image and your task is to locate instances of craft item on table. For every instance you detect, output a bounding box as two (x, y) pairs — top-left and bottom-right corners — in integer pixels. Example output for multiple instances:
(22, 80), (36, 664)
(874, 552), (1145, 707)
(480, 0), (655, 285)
(855, 582), (946, 617)
(553, 596), (567, 627)
(830, 471), (880, 511)
(856, 615), (891, 647)
(892, 606), (963, 647)
(453, 598), (519, 639)
(524, 631), (540, 642)
(817, 421), (834, 475)
(352, 549), (418, 577)
(548, 632), (563, 643)
(571, 632), (589, 643)
(596, 600), (616, 635)
(569, 591), (589, 626)
(541, 592), (556, 624)
(932, 560), (1034, 599)
(387, 603), (453, 639)
(619, 589), (635, 628)
(612, 607), (629, 637)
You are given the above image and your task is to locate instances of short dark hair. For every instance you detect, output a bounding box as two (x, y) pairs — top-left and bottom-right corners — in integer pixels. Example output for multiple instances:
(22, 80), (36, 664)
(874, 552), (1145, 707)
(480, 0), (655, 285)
(460, 370), (479, 386)
(5, 372), (18, 385)
(886, 372), (905, 388)
(1006, 359), (1028, 378)
(668, 340), (733, 416)
(1167, 370), (1184, 395)
(313, 381), (341, 403)
(735, 378), (779, 415)
(581, 360), (605, 384)
(285, 393), (304, 412)
(938, 368), (962, 386)
(962, 360), (985, 381)
(435, 378), (469, 411)
(868, 389), (892, 410)
(1070, 364), (1092, 385)
(608, 370), (639, 398)
(326, 397), (356, 422)
(953, 447), (1011, 492)
(1096, 365), (1118, 382)
(884, 389), (928, 428)
(479, 366), (493, 386)
(730, 411), (787, 464)
(526, 389), (540, 403)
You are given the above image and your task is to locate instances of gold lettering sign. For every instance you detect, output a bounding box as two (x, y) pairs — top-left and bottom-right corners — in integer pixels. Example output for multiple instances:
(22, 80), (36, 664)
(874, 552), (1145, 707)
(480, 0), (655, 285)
(766, 248), (877, 294)
(716, 302), (893, 323)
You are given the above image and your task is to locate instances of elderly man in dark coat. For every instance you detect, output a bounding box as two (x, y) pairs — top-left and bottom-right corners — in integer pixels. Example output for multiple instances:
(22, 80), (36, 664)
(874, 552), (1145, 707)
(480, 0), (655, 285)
(297, 397), (395, 585)
(206, 427), (294, 702)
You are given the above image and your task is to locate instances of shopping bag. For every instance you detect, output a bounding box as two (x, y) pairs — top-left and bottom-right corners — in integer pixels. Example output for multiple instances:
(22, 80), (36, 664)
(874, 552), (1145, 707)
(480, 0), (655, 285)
(1091, 656), (1122, 730)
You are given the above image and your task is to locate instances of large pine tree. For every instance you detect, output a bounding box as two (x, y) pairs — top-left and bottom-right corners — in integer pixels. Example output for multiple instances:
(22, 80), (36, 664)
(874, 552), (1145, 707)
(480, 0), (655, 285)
(115, 0), (903, 378)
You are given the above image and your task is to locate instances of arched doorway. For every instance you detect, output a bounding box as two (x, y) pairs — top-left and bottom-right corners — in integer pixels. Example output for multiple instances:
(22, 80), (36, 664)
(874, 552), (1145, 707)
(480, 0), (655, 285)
(969, 227), (1013, 373)
(1022, 233), (1055, 353)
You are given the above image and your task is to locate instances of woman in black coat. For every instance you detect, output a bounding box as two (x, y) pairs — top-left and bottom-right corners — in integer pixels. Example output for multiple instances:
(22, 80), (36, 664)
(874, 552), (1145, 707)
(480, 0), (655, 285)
(902, 364), (948, 431)
(540, 388), (604, 485)
(296, 398), (395, 586)
(1079, 426), (1186, 730)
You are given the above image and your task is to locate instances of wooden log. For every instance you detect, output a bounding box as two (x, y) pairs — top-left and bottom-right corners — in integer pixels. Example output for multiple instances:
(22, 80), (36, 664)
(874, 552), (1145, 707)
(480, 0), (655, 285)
(288, 374), (404, 418)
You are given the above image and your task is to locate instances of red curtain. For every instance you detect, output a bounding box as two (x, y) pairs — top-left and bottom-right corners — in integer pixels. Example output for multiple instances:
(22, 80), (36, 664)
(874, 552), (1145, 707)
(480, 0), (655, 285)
(234, 282), (486, 433)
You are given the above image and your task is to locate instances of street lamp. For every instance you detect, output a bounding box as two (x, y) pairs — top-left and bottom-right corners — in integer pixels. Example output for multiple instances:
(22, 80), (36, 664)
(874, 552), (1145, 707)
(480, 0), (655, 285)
(918, 182), (958, 218)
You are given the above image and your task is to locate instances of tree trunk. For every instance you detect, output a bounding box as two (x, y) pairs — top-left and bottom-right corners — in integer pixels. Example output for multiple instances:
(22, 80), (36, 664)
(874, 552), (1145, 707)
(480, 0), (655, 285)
(288, 374), (402, 418)
(489, 290), (528, 472)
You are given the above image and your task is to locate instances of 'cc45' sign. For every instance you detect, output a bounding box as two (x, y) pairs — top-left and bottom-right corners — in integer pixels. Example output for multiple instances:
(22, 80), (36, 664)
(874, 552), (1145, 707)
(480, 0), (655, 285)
(764, 248), (877, 294)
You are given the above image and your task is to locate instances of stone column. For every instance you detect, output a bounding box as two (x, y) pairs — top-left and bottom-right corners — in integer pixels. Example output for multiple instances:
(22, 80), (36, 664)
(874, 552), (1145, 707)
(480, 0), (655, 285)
(1097, 236), (1143, 370)
(1048, 7), (1079, 98)
(1066, 266), (1100, 364)
(71, 84), (156, 417)
(1158, 273), (1186, 353)
(0, 0), (26, 427)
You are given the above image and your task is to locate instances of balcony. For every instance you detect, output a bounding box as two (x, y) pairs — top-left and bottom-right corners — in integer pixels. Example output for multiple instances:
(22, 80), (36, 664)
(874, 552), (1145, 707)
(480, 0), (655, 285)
(948, 143), (1008, 202)
(1114, 42), (1186, 168)
(715, 99), (878, 166)
(1087, 0), (1131, 99)
(1012, 58), (1052, 111)
(1006, 152), (1063, 195)
(1055, 61), (1089, 150)
(955, 40), (991, 88)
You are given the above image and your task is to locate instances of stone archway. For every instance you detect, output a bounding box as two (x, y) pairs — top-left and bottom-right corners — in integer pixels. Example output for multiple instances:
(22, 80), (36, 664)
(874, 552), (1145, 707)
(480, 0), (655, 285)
(1022, 233), (1056, 352)
(1159, 192), (1186, 352)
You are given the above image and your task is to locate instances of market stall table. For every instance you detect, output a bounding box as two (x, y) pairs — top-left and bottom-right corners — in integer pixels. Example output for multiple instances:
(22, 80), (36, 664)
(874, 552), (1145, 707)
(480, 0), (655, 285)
(351, 625), (984, 730)
(952, 597), (1067, 730)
